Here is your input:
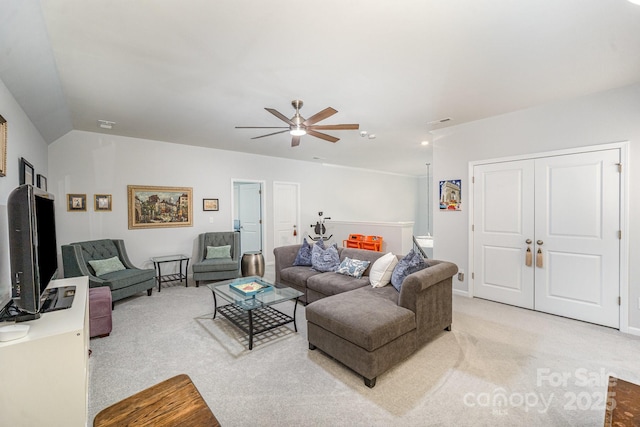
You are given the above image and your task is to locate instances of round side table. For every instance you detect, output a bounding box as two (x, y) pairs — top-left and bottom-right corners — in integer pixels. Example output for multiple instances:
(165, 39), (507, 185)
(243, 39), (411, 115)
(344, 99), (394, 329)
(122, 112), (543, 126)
(241, 251), (265, 277)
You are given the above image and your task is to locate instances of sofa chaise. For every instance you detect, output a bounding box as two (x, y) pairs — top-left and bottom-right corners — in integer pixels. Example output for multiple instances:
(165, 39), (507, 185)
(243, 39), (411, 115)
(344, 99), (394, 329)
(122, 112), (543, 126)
(274, 242), (458, 387)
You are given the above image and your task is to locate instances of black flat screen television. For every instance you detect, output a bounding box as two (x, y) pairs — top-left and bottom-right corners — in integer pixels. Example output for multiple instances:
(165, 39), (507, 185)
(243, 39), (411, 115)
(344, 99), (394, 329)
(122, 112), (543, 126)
(6, 184), (58, 319)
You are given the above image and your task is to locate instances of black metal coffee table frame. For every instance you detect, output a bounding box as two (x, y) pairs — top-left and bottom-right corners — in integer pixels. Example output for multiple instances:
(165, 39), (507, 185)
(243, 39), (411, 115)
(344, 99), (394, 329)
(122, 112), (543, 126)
(208, 278), (302, 350)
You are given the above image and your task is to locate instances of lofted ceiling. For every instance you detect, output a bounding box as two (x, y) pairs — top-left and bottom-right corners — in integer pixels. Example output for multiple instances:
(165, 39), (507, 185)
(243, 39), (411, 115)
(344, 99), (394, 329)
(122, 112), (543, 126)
(2, 0), (640, 176)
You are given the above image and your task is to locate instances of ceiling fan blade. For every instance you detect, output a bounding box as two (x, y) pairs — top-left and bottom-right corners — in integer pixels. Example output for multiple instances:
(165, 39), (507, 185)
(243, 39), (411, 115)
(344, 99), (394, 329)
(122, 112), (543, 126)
(307, 129), (339, 143)
(250, 129), (289, 139)
(303, 107), (337, 126)
(236, 126), (289, 129)
(265, 108), (295, 125)
(291, 135), (301, 147)
(307, 124), (359, 130)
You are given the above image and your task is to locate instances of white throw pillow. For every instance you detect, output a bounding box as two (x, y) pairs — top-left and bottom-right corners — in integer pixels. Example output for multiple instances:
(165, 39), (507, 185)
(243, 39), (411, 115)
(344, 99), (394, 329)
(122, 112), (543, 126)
(369, 252), (398, 288)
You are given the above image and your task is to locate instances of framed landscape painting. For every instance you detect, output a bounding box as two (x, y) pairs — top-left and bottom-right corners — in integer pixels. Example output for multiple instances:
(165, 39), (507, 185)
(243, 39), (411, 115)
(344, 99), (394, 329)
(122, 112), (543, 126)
(203, 198), (219, 211)
(127, 185), (193, 229)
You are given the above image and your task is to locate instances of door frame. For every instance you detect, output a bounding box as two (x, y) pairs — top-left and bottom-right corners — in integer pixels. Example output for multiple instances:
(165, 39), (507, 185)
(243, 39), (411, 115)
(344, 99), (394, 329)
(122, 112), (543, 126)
(231, 179), (267, 256)
(467, 142), (629, 332)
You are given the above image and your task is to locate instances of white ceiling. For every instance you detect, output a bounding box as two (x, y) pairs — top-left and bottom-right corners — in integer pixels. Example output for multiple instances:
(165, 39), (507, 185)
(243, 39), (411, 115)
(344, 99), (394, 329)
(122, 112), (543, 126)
(2, 0), (640, 176)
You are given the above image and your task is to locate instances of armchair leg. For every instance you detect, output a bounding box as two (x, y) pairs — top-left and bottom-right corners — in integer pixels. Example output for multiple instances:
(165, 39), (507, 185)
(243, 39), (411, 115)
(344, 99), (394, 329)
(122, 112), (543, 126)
(147, 288), (153, 296)
(309, 343), (316, 350)
(196, 281), (200, 287)
(445, 325), (451, 331)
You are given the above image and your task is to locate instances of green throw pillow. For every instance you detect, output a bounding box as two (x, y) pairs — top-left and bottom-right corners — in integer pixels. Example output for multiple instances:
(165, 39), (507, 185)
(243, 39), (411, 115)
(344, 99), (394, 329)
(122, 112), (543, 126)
(88, 256), (126, 277)
(206, 245), (231, 259)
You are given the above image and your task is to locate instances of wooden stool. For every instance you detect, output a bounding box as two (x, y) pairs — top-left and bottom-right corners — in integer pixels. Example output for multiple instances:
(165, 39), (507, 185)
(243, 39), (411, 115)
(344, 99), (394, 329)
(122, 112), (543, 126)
(89, 286), (112, 338)
(93, 374), (220, 427)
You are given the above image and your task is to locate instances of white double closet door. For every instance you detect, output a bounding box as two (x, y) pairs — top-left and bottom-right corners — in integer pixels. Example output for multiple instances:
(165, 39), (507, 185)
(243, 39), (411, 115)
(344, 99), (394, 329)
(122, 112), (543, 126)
(473, 148), (620, 328)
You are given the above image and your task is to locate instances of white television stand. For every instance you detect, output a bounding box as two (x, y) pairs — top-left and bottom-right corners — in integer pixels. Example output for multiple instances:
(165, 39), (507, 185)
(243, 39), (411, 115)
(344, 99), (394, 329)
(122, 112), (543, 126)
(0, 276), (89, 426)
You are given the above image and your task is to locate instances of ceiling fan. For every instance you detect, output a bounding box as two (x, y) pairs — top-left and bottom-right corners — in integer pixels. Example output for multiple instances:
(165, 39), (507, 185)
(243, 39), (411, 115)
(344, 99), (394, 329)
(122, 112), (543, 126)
(236, 100), (359, 147)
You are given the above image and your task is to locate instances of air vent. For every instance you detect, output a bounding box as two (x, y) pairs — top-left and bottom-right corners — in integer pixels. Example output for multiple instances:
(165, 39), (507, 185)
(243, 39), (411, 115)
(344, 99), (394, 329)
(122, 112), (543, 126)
(427, 117), (452, 125)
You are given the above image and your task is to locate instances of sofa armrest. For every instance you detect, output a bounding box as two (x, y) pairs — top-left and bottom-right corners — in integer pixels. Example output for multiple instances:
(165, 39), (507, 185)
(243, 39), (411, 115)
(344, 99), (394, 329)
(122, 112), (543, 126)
(61, 244), (107, 286)
(398, 260), (458, 344)
(399, 260), (458, 305)
(273, 244), (301, 283)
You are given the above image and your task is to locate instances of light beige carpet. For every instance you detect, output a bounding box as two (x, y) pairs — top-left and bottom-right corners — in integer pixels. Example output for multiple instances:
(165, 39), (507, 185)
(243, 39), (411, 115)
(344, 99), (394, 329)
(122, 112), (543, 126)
(88, 280), (640, 426)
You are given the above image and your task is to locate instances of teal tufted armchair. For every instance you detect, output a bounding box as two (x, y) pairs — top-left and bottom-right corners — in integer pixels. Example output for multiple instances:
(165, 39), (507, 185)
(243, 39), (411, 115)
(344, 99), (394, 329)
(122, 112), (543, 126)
(61, 239), (156, 304)
(192, 231), (241, 286)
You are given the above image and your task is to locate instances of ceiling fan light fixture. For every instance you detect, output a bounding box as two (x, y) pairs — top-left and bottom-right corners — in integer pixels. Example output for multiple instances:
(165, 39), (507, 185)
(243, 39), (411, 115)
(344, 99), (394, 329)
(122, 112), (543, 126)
(290, 127), (306, 136)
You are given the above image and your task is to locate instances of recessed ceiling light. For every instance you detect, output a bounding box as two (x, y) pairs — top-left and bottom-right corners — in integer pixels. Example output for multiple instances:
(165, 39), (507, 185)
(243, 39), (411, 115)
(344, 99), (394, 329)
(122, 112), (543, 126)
(421, 141), (429, 146)
(97, 120), (115, 130)
(628, 0), (640, 5)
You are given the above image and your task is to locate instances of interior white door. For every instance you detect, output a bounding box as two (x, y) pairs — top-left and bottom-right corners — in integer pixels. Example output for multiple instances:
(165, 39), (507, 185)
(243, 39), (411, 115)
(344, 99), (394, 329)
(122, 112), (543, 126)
(273, 182), (299, 247)
(473, 160), (535, 308)
(533, 150), (620, 328)
(238, 183), (262, 253)
(472, 149), (621, 328)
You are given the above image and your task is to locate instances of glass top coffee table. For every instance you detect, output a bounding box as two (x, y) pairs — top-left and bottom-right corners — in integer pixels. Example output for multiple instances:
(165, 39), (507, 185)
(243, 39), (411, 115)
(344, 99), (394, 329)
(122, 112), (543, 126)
(207, 277), (303, 350)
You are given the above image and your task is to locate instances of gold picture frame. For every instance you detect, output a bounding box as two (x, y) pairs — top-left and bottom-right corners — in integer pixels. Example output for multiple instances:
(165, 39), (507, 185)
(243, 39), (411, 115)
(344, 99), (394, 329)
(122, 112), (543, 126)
(128, 185), (193, 229)
(95, 194), (112, 211)
(0, 115), (6, 176)
(67, 194), (87, 211)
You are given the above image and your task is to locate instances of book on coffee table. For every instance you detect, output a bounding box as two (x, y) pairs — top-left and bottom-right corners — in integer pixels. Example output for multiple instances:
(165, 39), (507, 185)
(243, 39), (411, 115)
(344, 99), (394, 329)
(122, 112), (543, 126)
(229, 278), (273, 296)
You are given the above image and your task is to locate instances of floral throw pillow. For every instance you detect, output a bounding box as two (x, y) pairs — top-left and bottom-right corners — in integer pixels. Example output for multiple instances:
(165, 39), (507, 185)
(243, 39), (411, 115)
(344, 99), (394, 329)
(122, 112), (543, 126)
(293, 239), (326, 266)
(336, 257), (371, 279)
(293, 238), (313, 266)
(311, 243), (340, 272)
(390, 249), (427, 292)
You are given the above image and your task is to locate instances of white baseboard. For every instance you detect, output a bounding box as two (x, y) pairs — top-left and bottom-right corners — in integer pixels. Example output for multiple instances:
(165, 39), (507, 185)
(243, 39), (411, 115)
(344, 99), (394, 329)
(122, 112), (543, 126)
(624, 325), (640, 337)
(453, 289), (470, 298)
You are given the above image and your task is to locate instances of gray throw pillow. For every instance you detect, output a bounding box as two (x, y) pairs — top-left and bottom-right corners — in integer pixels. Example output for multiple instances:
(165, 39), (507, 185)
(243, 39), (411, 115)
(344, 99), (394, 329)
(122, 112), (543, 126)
(391, 249), (427, 291)
(311, 243), (340, 272)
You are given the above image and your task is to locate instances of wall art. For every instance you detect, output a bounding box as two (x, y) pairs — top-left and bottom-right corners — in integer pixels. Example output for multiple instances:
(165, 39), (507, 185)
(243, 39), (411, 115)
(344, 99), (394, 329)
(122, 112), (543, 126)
(0, 115), (6, 176)
(67, 194), (87, 211)
(95, 194), (112, 211)
(439, 179), (462, 211)
(203, 198), (219, 211)
(128, 185), (193, 229)
(37, 174), (47, 191)
(20, 157), (34, 186)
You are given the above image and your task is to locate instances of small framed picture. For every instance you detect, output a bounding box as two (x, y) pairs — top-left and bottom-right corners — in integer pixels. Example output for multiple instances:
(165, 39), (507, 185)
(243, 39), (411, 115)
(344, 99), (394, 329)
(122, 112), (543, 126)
(37, 174), (47, 191)
(203, 198), (219, 211)
(0, 114), (7, 177)
(20, 157), (34, 185)
(95, 194), (112, 211)
(67, 194), (87, 211)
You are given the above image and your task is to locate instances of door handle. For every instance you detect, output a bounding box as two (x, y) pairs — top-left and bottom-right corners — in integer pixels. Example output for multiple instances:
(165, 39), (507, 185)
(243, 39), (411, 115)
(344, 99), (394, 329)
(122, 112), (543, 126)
(526, 239), (532, 244)
(537, 240), (543, 246)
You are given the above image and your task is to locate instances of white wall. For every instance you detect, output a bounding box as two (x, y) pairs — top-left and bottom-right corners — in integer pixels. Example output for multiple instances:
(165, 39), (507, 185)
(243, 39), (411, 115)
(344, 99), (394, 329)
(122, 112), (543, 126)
(432, 82), (640, 331)
(0, 77), (50, 303)
(48, 130), (420, 272)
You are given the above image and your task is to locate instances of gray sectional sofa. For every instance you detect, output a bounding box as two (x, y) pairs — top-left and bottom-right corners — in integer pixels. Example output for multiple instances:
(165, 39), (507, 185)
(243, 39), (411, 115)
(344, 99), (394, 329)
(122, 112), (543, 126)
(273, 243), (458, 387)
